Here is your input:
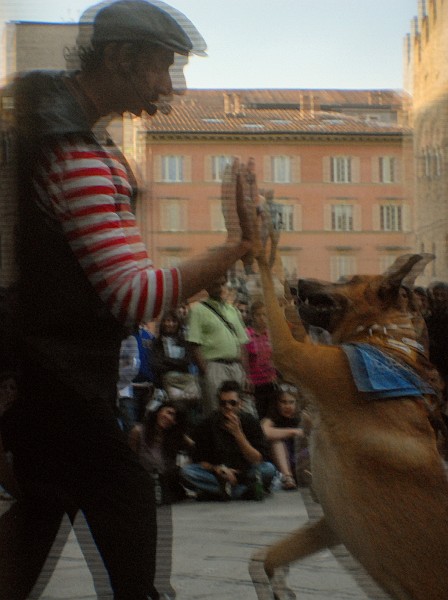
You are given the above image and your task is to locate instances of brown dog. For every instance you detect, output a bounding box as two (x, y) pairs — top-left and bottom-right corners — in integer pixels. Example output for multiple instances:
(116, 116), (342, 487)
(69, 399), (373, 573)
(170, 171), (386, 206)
(251, 252), (448, 600)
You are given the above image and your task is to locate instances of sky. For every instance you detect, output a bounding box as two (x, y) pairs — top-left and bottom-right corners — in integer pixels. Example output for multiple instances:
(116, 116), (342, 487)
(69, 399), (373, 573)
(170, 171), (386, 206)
(0, 0), (419, 90)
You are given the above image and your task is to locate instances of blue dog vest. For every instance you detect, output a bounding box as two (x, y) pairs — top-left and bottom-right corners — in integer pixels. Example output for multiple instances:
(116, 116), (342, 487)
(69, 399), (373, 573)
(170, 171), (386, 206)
(342, 343), (435, 400)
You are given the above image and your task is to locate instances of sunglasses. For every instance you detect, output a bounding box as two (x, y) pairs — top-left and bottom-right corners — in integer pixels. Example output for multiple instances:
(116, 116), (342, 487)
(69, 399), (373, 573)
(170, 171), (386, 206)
(278, 384), (298, 394)
(219, 399), (239, 407)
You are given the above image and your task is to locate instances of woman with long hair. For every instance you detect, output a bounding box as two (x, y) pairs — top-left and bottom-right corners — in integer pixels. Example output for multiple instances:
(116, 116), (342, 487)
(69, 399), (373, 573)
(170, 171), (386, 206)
(261, 384), (304, 490)
(153, 310), (201, 430)
(129, 400), (192, 504)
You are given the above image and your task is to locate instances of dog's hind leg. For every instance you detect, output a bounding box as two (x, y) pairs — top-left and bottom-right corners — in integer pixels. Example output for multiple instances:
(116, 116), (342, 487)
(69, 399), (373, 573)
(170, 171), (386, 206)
(250, 518), (339, 600)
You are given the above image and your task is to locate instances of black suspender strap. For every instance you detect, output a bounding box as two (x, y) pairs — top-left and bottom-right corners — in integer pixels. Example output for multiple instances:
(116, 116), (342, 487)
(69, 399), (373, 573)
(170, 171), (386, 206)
(201, 301), (238, 336)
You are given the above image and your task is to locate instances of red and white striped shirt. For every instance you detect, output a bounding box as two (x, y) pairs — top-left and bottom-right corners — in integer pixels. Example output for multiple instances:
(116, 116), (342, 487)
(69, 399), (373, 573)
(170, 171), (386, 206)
(34, 136), (181, 327)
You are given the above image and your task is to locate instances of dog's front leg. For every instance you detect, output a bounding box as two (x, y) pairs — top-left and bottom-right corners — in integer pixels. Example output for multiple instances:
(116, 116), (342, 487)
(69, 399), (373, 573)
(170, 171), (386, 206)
(265, 517), (339, 575)
(250, 549), (297, 600)
(250, 518), (339, 600)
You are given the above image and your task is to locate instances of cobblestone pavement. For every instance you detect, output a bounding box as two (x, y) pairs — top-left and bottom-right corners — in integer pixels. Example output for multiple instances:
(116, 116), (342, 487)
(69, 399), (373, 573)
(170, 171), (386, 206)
(0, 486), (392, 600)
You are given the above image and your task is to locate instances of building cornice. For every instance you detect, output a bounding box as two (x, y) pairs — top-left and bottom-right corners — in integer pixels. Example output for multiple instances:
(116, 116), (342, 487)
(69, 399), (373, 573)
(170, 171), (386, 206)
(143, 131), (408, 144)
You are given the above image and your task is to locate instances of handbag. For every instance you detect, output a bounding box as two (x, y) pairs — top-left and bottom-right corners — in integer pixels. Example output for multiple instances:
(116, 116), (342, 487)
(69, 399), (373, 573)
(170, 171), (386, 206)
(162, 371), (201, 403)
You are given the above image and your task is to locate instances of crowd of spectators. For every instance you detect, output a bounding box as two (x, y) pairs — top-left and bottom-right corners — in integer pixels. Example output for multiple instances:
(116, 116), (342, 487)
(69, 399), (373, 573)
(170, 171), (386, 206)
(2, 277), (448, 508)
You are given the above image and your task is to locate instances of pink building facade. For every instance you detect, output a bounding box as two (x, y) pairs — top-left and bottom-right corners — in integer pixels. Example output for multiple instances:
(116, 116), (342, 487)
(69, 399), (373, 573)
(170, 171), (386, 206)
(138, 89), (415, 284)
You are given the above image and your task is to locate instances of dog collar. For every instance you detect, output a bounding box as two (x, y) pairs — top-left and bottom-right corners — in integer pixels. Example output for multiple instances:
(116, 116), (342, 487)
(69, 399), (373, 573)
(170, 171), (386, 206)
(351, 323), (426, 356)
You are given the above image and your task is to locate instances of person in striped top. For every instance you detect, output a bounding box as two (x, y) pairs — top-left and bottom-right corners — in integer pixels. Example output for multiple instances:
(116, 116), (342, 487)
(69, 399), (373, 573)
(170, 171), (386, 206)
(0, 2), (256, 599)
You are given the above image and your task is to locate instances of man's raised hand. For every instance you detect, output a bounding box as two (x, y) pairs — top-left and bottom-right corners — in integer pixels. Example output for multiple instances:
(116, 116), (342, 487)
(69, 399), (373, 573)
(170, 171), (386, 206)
(221, 158), (258, 250)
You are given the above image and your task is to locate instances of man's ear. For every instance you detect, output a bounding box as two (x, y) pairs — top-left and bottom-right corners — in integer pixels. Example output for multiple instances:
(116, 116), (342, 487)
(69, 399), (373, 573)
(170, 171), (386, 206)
(103, 42), (134, 76)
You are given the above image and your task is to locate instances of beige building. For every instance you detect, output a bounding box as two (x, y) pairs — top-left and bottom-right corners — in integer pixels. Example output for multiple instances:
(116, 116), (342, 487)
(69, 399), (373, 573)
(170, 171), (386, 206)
(2, 22), (78, 78)
(404, 0), (448, 283)
(140, 89), (414, 283)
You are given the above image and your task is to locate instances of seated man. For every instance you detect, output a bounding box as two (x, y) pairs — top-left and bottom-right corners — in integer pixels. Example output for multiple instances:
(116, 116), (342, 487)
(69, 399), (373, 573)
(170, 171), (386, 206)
(181, 380), (275, 500)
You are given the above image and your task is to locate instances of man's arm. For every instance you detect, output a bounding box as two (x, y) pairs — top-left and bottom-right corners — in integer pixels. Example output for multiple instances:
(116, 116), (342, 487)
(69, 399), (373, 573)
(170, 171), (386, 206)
(188, 343), (207, 377)
(43, 144), (256, 326)
(223, 413), (262, 465)
(178, 159), (256, 299)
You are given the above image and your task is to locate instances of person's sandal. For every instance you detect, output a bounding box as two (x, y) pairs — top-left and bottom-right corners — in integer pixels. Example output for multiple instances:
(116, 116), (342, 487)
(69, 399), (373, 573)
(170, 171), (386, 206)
(281, 475), (297, 490)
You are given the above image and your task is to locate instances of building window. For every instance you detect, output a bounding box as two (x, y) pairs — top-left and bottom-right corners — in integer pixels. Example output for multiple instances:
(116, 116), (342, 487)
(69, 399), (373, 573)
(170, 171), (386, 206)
(331, 204), (353, 231)
(380, 205), (402, 231)
(161, 156), (184, 182)
(160, 255), (182, 268)
(280, 255), (298, 280)
(331, 157), (351, 183)
(160, 199), (186, 231)
(271, 156), (291, 183)
(278, 204), (295, 231)
(210, 199), (226, 231)
(211, 155), (233, 182)
(267, 202), (295, 232)
(379, 157), (396, 183)
(330, 255), (356, 282)
(379, 255), (398, 273)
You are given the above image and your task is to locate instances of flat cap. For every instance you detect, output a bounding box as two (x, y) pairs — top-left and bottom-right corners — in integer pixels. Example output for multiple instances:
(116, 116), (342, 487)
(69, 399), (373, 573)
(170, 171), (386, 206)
(78, 0), (206, 56)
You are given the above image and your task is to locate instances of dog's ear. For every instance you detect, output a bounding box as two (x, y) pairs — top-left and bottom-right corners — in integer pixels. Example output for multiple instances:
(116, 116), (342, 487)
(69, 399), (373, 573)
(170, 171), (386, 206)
(378, 254), (434, 303)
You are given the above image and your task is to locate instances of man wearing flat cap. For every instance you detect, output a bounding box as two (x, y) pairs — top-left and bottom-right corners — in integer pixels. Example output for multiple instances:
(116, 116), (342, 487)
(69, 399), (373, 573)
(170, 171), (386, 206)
(0, 2), (256, 599)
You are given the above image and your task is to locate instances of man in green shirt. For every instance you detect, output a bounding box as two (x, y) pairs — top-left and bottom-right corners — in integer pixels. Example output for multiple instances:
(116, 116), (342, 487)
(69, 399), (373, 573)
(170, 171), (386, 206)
(187, 276), (249, 415)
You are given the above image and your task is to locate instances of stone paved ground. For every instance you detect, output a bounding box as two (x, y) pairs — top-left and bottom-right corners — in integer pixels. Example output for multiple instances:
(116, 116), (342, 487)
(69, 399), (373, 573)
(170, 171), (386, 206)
(0, 486), (391, 599)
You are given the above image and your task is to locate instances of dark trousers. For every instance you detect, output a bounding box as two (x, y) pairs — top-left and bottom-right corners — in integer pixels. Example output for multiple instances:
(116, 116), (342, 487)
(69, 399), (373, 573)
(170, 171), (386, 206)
(0, 363), (159, 600)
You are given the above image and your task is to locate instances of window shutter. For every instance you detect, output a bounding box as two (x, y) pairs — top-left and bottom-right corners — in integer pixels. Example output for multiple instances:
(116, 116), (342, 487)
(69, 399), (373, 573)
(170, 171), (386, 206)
(371, 157), (380, 183)
(353, 205), (362, 231)
(264, 156), (272, 182)
(204, 156), (212, 182)
(295, 204), (303, 232)
(323, 157), (331, 183)
(324, 204), (332, 231)
(210, 200), (225, 231)
(395, 157), (402, 183)
(351, 157), (360, 183)
(372, 205), (381, 231)
(181, 201), (188, 230)
(402, 203), (411, 232)
(183, 156), (192, 182)
(291, 156), (301, 183)
(153, 155), (162, 182)
(160, 201), (168, 230)
(330, 256), (338, 282)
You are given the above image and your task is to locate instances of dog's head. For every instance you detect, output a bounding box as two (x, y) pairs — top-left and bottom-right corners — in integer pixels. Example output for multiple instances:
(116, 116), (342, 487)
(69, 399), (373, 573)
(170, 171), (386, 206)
(296, 254), (434, 344)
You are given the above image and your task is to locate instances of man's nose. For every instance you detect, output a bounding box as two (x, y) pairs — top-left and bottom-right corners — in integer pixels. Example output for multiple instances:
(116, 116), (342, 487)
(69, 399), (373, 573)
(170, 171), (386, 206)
(169, 66), (186, 96)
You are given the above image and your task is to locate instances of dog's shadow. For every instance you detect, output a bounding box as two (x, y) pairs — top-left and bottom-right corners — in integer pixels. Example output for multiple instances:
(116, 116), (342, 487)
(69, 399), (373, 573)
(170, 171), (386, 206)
(249, 487), (391, 600)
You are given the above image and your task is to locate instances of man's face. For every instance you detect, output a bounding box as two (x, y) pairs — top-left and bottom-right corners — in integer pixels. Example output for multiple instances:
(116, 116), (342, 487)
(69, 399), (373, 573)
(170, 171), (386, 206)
(432, 286), (448, 309)
(112, 45), (185, 116)
(206, 277), (227, 301)
(218, 391), (241, 418)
